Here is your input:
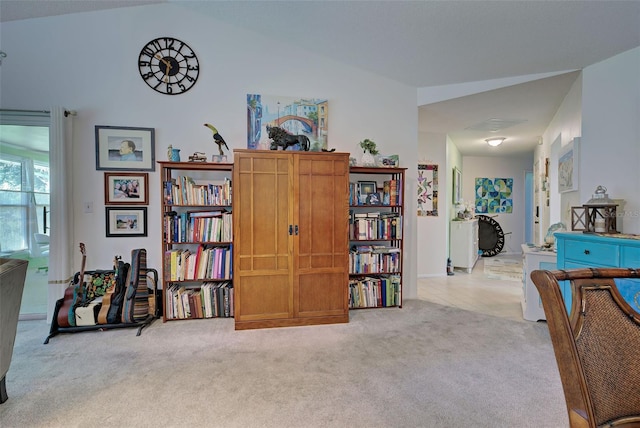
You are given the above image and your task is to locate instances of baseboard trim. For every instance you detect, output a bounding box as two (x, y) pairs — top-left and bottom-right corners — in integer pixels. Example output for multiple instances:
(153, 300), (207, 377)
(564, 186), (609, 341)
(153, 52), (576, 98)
(19, 313), (47, 321)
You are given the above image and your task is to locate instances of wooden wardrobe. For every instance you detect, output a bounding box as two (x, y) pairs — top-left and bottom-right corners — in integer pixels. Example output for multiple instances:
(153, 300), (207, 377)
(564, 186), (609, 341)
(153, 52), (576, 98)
(233, 149), (349, 329)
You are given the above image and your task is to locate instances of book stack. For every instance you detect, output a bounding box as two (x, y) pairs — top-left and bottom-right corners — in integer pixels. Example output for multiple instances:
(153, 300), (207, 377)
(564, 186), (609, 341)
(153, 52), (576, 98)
(351, 212), (403, 240)
(164, 245), (232, 281)
(165, 281), (233, 319)
(383, 179), (399, 206)
(164, 176), (232, 206)
(164, 210), (232, 243)
(349, 245), (401, 274)
(348, 275), (400, 308)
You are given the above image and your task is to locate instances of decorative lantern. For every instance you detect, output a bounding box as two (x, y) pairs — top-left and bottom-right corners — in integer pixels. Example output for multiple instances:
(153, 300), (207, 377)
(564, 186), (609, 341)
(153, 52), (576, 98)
(583, 185), (618, 234)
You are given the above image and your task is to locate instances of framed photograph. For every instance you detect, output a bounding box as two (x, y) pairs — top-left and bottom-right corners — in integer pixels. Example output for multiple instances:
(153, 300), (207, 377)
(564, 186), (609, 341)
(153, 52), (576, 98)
(366, 192), (381, 205)
(358, 181), (377, 204)
(558, 137), (579, 193)
(95, 125), (155, 171)
(452, 167), (461, 204)
(105, 207), (147, 237)
(104, 173), (149, 205)
(377, 154), (399, 168)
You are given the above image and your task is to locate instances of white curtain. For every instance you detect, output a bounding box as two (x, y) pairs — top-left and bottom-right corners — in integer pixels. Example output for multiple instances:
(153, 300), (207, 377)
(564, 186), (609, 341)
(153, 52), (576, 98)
(47, 107), (74, 322)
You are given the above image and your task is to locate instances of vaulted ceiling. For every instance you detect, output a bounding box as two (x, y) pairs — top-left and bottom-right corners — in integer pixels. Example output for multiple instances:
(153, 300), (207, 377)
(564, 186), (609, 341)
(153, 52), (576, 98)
(2, 1), (638, 156)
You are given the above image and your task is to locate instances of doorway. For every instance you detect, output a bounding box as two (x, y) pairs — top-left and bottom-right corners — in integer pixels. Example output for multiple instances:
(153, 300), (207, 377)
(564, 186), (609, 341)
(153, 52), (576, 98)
(0, 110), (50, 319)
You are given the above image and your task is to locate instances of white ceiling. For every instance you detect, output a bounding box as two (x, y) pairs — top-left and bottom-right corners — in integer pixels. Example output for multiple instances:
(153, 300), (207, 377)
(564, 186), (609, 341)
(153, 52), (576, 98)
(1, 1), (639, 156)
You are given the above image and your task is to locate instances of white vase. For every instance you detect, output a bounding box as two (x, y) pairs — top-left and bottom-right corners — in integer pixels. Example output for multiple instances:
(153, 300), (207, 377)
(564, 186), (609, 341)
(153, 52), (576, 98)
(361, 151), (376, 167)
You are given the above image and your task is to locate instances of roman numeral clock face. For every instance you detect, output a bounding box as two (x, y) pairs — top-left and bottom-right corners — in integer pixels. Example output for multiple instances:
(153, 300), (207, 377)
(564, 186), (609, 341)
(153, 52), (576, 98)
(138, 37), (199, 95)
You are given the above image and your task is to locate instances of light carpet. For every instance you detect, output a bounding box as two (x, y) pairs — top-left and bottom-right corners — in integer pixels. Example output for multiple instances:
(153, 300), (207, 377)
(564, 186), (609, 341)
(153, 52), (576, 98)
(483, 257), (523, 282)
(1, 299), (566, 428)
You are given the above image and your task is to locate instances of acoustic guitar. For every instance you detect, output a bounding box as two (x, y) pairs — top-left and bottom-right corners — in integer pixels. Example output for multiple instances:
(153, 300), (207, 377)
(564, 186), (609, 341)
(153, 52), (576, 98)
(97, 255), (120, 325)
(57, 243), (87, 328)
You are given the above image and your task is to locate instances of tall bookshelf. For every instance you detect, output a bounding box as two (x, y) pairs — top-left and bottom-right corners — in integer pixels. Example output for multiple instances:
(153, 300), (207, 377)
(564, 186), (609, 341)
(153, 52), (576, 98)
(158, 161), (233, 322)
(348, 166), (406, 309)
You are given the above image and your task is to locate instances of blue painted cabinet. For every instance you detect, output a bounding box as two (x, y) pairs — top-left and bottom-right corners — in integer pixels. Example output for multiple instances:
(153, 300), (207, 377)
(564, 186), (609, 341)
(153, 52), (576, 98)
(555, 232), (640, 313)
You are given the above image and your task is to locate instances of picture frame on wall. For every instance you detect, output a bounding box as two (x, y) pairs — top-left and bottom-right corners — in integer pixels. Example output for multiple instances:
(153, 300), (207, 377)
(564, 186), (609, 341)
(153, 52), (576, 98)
(95, 125), (155, 171)
(453, 167), (461, 204)
(104, 172), (149, 205)
(105, 207), (147, 237)
(558, 137), (579, 193)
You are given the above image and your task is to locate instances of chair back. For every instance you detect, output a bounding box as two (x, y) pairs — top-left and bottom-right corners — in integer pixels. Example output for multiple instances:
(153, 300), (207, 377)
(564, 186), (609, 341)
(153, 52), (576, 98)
(530, 268), (640, 428)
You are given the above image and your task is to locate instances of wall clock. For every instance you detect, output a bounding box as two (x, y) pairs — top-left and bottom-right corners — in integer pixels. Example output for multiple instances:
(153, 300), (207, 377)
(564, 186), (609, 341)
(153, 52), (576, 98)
(138, 37), (199, 95)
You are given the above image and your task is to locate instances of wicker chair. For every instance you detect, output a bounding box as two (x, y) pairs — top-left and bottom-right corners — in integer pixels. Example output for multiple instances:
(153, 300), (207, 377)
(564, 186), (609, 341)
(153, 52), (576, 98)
(530, 268), (640, 428)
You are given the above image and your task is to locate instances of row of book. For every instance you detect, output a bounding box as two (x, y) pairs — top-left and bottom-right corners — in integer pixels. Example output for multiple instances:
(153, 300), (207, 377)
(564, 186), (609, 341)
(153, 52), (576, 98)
(164, 176), (232, 206)
(349, 179), (401, 206)
(350, 211), (402, 240)
(164, 210), (232, 243)
(349, 245), (401, 274)
(349, 275), (401, 308)
(164, 245), (232, 281)
(165, 282), (234, 319)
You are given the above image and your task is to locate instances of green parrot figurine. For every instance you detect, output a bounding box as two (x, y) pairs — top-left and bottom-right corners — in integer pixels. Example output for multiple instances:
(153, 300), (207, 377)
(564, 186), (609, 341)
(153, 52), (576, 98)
(204, 123), (229, 156)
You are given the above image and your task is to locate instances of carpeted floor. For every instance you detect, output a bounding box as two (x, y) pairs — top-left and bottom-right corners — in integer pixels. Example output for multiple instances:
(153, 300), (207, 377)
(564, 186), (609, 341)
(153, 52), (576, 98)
(1, 299), (567, 428)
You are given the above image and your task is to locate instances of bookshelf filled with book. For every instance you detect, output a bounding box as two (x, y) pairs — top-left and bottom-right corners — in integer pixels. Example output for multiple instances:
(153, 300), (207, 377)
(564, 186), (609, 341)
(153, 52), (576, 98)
(349, 166), (406, 309)
(158, 161), (234, 321)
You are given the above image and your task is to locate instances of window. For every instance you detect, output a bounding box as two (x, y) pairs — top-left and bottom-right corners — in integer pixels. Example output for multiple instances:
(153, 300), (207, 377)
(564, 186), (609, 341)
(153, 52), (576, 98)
(0, 154), (50, 253)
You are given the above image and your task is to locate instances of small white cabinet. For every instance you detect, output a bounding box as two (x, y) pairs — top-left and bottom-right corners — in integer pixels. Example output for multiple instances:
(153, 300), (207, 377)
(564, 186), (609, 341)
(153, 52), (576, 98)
(450, 219), (479, 273)
(521, 244), (557, 321)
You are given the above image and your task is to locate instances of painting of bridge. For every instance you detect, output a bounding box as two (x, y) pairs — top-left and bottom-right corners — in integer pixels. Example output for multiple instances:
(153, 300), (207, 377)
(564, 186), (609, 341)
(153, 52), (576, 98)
(247, 93), (328, 151)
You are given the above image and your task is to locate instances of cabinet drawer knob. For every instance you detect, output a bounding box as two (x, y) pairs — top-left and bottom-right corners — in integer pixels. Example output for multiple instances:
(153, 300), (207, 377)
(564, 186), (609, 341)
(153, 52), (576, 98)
(584, 249), (590, 255)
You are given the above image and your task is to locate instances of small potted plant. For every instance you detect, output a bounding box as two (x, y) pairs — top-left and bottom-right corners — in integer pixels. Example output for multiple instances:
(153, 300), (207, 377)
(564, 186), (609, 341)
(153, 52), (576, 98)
(359, 138), (378, 166)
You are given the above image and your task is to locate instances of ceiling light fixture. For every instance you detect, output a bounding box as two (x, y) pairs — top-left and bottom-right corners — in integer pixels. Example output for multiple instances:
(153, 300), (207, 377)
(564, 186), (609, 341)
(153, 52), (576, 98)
(486, 137), (505, 147)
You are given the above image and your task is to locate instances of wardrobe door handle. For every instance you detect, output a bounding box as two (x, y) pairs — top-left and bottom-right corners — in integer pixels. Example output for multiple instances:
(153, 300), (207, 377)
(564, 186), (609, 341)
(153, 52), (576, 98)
(295, 225), (299, 235)
(289, 225), (293, 235)
(584, 249), (590, 255)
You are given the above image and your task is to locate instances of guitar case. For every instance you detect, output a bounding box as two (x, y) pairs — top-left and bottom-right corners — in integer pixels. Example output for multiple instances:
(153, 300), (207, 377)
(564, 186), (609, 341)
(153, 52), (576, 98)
(122, 248), (150, 324)
(106, 261), (129, 324)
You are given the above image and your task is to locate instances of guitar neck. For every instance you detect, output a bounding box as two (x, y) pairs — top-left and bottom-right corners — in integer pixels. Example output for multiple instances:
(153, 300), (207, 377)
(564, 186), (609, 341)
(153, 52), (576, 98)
(77, 243), (87, 292)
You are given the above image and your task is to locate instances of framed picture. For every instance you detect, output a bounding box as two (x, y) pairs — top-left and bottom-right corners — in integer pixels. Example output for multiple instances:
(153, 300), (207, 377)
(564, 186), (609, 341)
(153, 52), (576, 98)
(558, 137), (579, 193)
(105, 207), (147, 237)
(452, 167), (461, 204)
(358, 181), (377, 204)
(418, 163), (438, 216)
(246, 93), (328, 151)
(377, 154), (399, 168)
(95, 125), (155, 171)
(104, 173), (149, 205)
(366, 192), (381, 205)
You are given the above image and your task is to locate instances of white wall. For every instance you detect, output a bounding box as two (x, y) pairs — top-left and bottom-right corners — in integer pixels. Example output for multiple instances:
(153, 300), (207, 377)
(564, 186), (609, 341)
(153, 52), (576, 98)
(537, 47), (640, 235)
(581, 47), (640, 234)
(460, 155), (533, 254)
(538, 73), (582, 233)
(417, 131), (448, 277)
(0, 4), (419, 302)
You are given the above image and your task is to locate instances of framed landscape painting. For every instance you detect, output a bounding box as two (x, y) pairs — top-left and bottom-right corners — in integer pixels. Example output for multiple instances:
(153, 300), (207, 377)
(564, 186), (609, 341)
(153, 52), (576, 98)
(246, 93), (328, 151)
(105, 207), (147, 237)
